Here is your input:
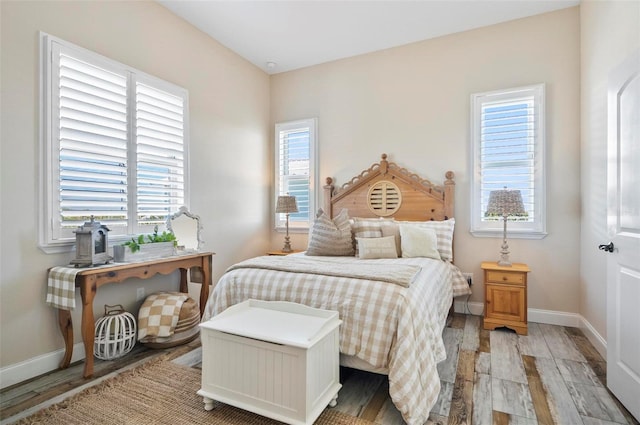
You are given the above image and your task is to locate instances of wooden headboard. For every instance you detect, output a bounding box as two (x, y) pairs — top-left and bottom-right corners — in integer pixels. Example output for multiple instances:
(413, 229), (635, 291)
(323, 154), (455, 221)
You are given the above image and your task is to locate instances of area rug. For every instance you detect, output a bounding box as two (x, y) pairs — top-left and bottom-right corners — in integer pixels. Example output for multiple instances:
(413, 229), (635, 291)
(16, 359), (375, 425)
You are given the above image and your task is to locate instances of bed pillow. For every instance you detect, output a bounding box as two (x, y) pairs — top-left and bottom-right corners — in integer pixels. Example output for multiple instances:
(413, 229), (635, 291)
(397, 218), (455, 262)
(357, 236), (398, 259)
(350, 218), (384, 255)
(399, 224), (441, 260)
(380, 223), (401, 257)
(306, 208), (355, 256)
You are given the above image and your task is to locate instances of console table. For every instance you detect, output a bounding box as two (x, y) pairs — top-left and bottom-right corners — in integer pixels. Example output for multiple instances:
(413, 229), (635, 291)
(53, 251), (214, 378)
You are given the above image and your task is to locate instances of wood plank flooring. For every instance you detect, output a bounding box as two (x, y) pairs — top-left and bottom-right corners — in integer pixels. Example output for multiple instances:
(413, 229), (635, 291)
(1, 315), (638, 425)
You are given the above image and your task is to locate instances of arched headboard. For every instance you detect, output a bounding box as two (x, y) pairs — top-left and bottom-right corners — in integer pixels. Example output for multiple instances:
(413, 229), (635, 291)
(323, 154), (455, 221)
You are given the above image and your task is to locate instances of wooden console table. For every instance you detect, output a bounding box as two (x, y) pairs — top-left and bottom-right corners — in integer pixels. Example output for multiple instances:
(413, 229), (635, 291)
(55, 252), (214, 378)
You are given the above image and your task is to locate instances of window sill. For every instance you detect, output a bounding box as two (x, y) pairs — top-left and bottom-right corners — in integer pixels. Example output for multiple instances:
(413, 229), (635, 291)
(470, 230), (547, 240)
(274, 226), (310, 234)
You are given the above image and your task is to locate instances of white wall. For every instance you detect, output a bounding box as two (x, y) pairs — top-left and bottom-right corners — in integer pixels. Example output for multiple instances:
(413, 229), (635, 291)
(579, 0), (640, 347)
(270, 8), (581, 317)
(0, 0), (270, 375)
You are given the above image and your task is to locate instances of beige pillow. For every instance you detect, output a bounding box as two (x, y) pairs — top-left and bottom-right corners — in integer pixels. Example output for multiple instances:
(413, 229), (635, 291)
(306, 209), (354, 256)
(396, 218), (455, 261)
(357, 236), (398, 259)
(380, 223), (401, 257)
(399, 224), (441, 260)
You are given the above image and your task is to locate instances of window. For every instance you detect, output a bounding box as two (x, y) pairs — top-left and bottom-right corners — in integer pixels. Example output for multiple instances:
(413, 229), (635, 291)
(274, 118), (317, 230)
(470, 84), (546, 238)
(39, 33), (189, 252)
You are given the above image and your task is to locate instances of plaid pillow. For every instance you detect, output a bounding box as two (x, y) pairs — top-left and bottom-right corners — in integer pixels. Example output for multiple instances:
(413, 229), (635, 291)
(351, 217), (395, 255)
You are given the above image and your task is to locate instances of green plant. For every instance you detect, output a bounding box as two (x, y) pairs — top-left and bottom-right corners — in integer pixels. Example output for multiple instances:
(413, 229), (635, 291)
(122, 226), (176, 253)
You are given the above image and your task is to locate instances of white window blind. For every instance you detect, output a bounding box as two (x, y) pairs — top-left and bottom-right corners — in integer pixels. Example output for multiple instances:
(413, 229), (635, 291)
(136, 82), (185, 228)
(470, 84), (546, 238)
(57, 53), (129, 233)
(40, 33), (189, 251)
(275, 119), (317, 229)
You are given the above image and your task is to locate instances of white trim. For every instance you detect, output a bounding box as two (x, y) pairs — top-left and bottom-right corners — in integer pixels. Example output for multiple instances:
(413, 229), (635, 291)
(0, 342), (86, 389)
(38, 32), (189, 252)
(470, 83), (546, 239)
(453, 302), (607, 360)
(579, 315), (607, 360)
(274, 117), (318, 230)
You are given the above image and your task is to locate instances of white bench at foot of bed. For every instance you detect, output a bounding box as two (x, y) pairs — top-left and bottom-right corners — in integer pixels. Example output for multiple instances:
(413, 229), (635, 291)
(197, 299), (342, 425)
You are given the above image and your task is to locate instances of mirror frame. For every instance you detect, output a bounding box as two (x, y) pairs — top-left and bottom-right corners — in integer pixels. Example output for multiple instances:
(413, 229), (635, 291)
(166, 206), (204, 251)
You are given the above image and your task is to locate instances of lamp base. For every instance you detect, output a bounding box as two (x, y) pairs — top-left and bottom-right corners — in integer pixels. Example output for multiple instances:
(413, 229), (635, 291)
(497, 216), (512, 266)
(497, 258), (512, 267)
(281, 235), (293, 253)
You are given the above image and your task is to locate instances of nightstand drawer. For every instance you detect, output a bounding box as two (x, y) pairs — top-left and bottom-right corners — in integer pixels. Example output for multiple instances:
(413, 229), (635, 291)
(486, 271), (525, 285)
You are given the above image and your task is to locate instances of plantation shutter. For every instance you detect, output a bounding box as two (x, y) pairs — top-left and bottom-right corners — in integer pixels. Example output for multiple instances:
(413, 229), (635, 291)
(277, 125), (311, 223)
(470, 84), (546, 238)
(480, 94), (536, 222)
(43, 34), (189, 247)
(55, 45), (129, 237)
(135, 81), (185, 228)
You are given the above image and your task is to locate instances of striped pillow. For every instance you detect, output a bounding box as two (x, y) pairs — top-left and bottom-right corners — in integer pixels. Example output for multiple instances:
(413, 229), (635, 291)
(306, 209), (355, 256)
(396, 218), (455, 262)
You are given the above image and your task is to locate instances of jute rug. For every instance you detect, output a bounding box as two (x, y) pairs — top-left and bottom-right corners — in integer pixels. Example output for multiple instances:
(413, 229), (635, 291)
(16, 359), (375, 425)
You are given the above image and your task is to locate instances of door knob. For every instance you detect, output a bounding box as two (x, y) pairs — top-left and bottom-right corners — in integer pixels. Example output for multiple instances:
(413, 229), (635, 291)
(598, 242), (614, 253)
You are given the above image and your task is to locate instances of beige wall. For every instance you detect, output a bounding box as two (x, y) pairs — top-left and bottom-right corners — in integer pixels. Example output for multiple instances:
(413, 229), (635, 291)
(271, 8), (581, 314)
(579, 1), (640, 343)
(0, 1), (270, 370)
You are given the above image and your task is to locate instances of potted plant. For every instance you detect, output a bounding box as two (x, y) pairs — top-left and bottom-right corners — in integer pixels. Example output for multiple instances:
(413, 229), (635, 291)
(121, 226), (177, 261)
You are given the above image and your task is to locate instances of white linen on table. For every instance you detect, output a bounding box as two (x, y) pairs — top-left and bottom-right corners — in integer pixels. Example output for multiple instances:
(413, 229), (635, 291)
(202, 255), (470, 425)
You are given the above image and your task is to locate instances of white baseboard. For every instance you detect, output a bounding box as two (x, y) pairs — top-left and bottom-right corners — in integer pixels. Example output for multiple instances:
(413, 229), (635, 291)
(0, 343), (86, 389)
(453, 300), (607, 360)
(578, 316), (607, 360)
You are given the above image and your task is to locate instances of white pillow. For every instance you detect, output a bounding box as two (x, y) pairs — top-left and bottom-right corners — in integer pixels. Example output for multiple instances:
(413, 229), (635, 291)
(357, 236), (398, 259)
(399, 224), (441, 260)
(396, 218), (454, 261)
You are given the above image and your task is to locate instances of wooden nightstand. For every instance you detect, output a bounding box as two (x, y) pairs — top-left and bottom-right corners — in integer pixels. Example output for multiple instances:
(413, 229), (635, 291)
(481, 261), (530, 335)
(266, 250), (303, 256)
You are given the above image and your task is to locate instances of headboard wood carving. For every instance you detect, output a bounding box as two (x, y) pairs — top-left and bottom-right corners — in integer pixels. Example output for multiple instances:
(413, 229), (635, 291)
(323, 154), (455, 222)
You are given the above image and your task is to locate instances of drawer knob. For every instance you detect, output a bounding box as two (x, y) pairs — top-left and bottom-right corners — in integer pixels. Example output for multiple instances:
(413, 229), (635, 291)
(502, 276), (508, 281)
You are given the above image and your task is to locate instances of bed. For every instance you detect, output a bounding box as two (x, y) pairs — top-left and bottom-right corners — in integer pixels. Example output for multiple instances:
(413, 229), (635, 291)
(202, 154), (471, 425)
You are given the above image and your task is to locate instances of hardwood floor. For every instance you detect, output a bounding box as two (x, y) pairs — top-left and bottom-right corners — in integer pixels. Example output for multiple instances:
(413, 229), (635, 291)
(1, 315), (638, 425)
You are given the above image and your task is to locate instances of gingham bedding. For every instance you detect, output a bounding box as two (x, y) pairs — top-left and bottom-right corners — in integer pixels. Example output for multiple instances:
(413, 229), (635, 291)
(203, 255), (471, 425)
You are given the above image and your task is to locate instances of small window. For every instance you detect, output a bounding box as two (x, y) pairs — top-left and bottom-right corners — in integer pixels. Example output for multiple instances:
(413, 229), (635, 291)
(274, 118), (317, 230)
(39, 33), (189, 252)
(470, 84), (546, 238)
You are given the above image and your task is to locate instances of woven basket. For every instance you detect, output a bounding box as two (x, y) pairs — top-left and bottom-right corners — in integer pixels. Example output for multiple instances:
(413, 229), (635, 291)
(94, 304), (137, 360)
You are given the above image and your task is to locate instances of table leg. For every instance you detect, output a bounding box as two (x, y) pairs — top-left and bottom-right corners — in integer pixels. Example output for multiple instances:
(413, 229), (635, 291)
(199, 255), (212, 317)
(80, 276), (97, 378)
(179, 268), (188, 293)
(58, 309), (74, 368)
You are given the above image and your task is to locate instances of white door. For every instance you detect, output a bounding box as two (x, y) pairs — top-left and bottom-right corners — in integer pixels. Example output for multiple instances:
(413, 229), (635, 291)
(606, 49), (640, 421)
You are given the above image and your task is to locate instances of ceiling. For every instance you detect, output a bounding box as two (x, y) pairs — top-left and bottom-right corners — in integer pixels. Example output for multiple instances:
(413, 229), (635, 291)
(158, 0), (580, 74)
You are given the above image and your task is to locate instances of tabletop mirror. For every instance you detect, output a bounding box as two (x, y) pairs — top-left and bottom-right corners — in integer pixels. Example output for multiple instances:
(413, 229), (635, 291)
(167, 207), (203, 252)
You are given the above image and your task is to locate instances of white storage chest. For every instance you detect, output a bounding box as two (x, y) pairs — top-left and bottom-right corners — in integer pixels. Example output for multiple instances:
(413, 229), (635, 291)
(198, 299), (342, 425)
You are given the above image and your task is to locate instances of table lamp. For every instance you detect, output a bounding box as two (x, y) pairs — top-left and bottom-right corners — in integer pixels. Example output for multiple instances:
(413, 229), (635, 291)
(486, 188), (526, 266)
(276, 195), (298, 253)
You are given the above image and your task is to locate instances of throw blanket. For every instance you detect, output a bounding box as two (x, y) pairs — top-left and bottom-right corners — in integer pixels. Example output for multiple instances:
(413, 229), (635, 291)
(138, 292), (188, 340)
(226, 256), (421, 288)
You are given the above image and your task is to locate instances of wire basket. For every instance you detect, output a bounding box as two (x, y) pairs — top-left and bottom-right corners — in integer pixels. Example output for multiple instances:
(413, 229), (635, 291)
(94, 304), (137, 360)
